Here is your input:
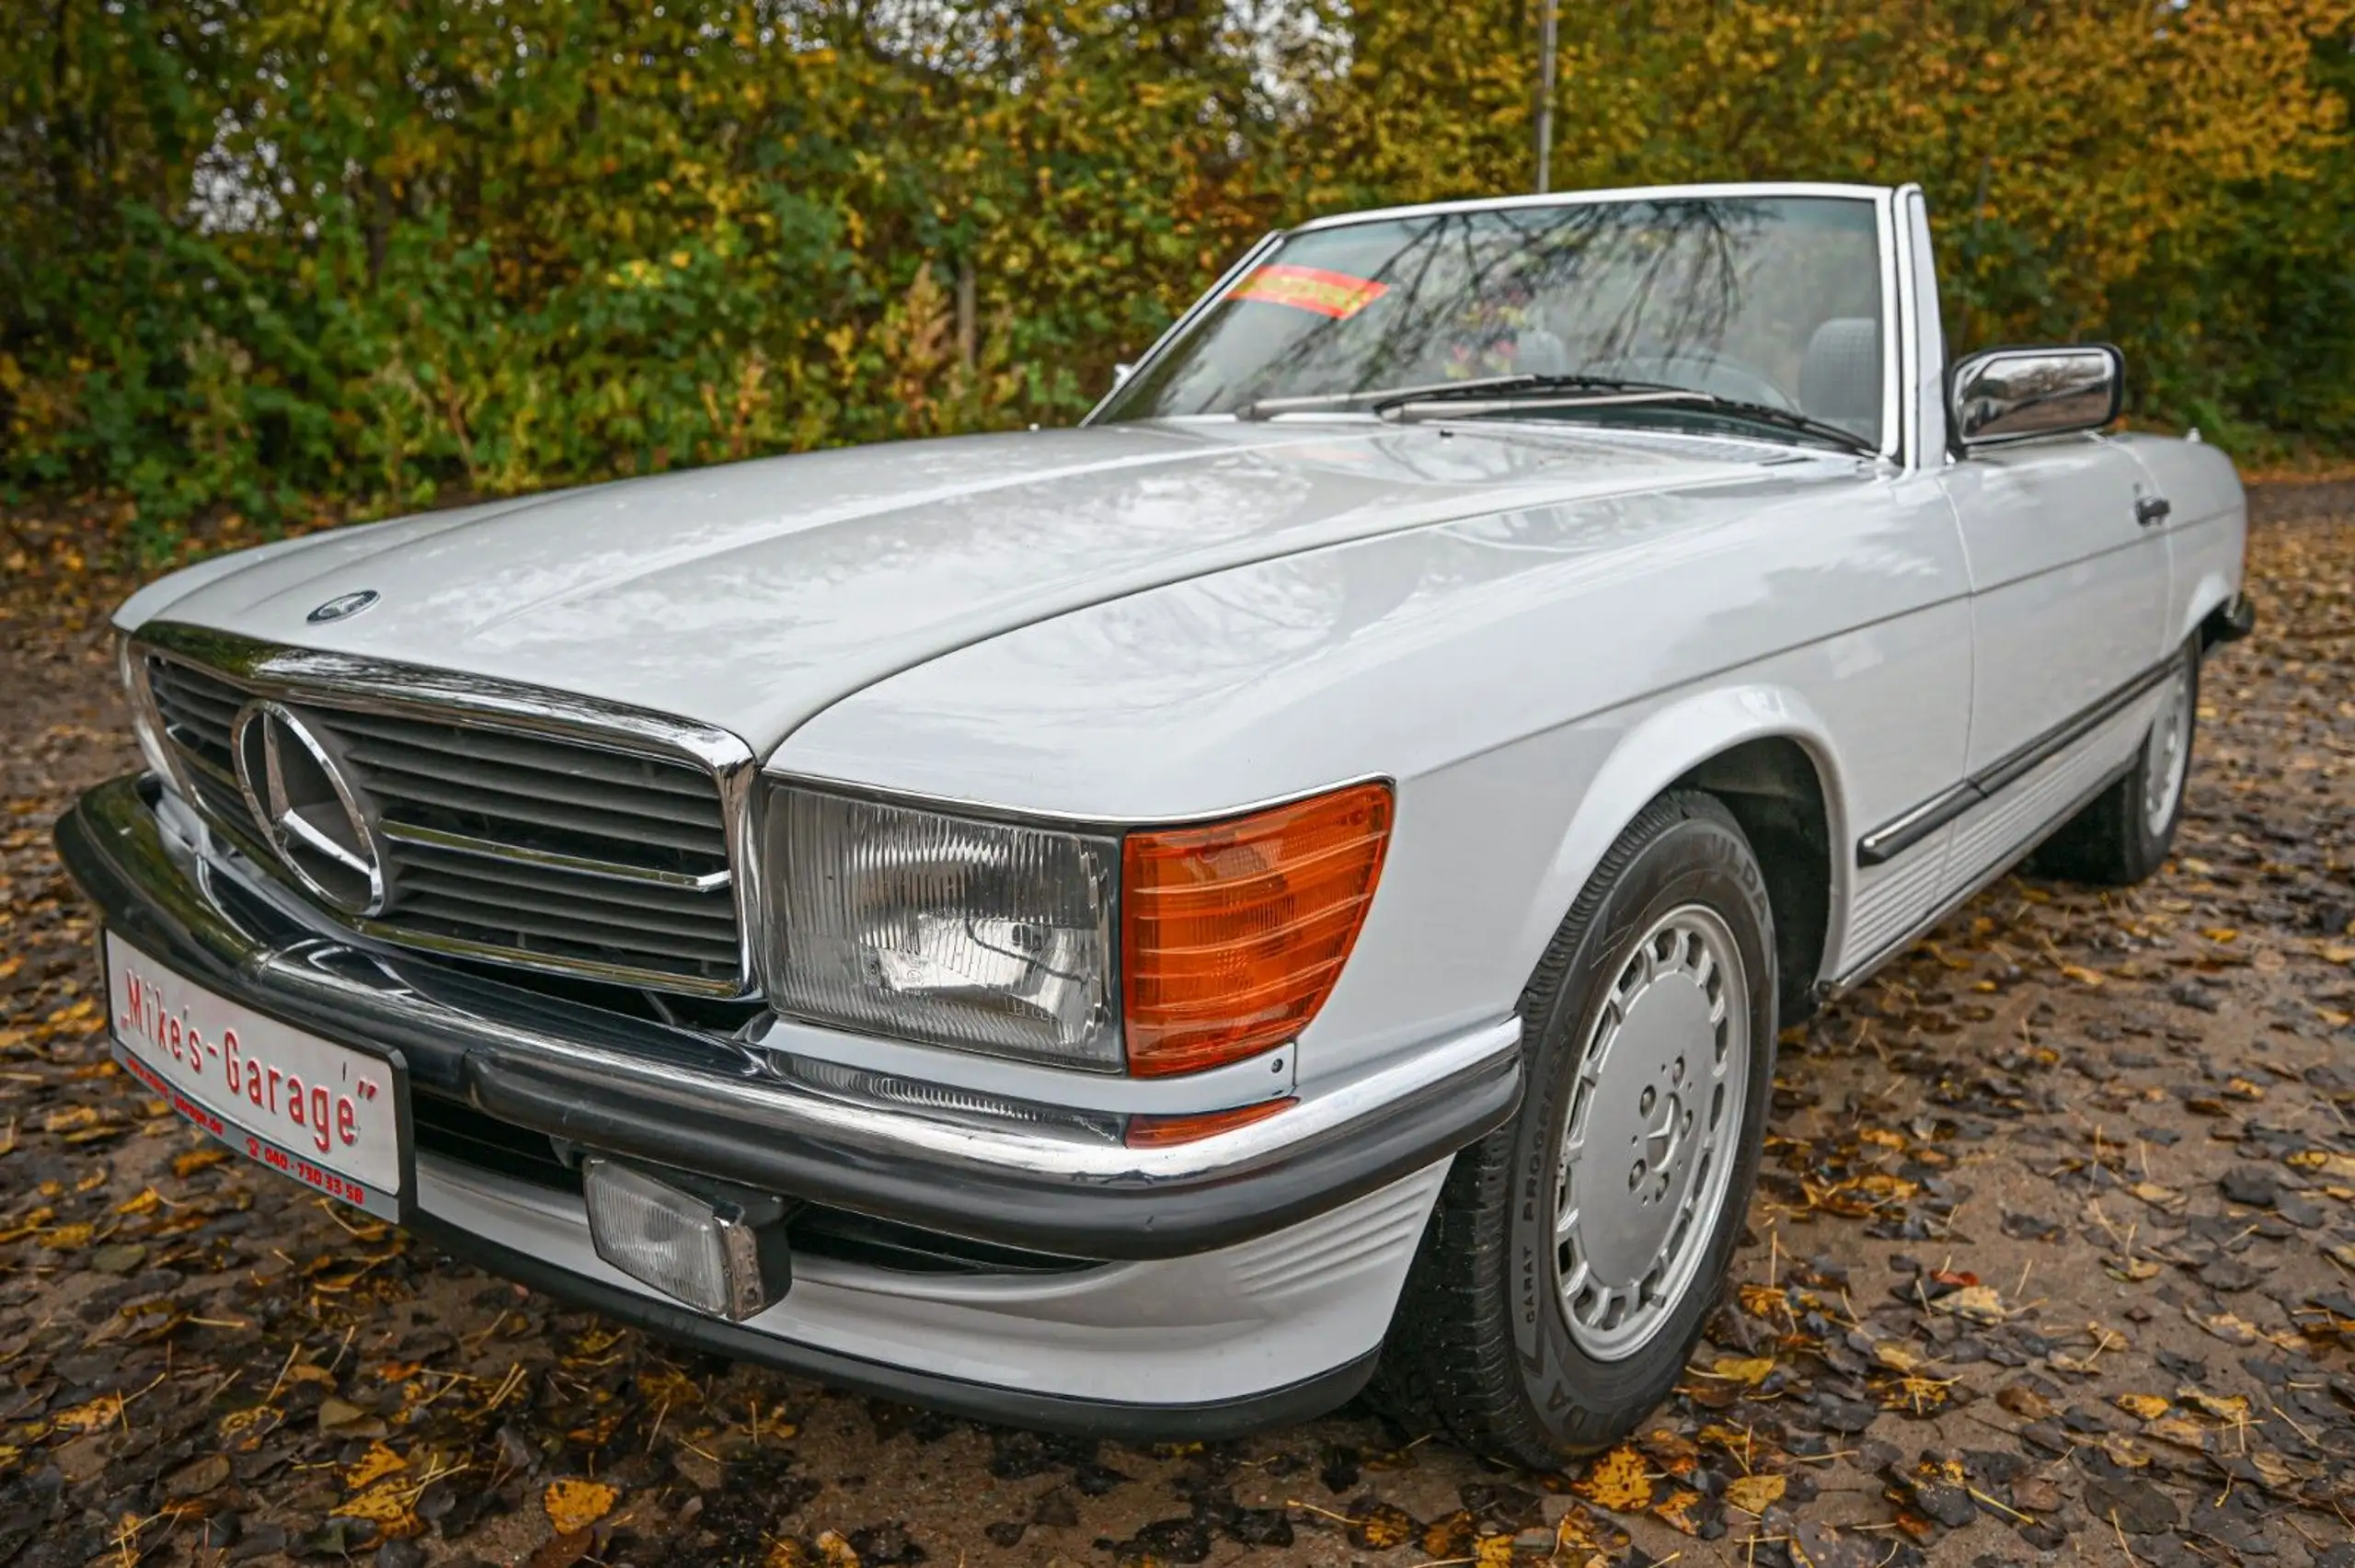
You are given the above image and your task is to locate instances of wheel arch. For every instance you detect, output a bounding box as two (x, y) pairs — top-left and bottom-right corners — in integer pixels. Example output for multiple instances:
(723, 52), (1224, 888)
(1514, 688), (1850, 1030)
(2185, 574), (2251, 653)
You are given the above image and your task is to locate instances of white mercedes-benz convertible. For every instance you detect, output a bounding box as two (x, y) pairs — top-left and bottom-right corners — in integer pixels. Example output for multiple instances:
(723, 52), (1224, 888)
(63, 181), (2251, 1460)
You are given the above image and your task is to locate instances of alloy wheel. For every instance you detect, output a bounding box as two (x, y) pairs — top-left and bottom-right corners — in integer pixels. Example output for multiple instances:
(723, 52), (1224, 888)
(2142, 663), (2194, 838)
(1553, 905), (1751, 1360)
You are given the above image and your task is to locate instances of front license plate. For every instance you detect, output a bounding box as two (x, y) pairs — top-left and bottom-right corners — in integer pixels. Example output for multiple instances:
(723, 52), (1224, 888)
(103, 932), (409, 1219)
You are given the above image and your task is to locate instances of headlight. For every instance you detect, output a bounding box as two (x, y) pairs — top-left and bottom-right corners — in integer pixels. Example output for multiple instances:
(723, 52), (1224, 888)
(761, 780), (1393, 1077)
(763, 785), (1123, 1070)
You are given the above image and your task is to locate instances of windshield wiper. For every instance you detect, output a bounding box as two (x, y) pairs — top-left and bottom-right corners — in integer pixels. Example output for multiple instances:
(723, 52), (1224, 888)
(1381, 382), (1878, 455)
(1236, 374), (1687, 421)
(1668, 395), (1880, 455)
(1377, 374), (1690, 410)
(1236, 375), (1548, 420)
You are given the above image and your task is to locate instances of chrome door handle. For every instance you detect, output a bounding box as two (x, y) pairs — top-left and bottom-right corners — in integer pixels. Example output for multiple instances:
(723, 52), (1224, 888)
(2135, 496), (2173, 527)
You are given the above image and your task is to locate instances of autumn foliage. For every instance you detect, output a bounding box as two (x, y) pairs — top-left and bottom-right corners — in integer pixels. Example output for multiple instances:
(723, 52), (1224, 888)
(3, 2), (2351, 541)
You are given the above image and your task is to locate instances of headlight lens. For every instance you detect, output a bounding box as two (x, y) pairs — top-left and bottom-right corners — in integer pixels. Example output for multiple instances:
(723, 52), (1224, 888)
(763, 785), (1122, 1070)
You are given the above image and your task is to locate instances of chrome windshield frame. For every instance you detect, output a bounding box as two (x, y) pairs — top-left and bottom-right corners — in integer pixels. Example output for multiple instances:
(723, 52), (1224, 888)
(1083, 181), (1906, 465)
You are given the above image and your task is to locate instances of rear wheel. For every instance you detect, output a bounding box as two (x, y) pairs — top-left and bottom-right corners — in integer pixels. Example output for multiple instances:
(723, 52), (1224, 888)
(2031, 640), (2199, 887)
(1373, 791), (1778, 1465)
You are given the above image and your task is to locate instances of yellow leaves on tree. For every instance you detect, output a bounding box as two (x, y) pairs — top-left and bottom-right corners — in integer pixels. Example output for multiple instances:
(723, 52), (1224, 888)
(1304, 0), (2355, 354)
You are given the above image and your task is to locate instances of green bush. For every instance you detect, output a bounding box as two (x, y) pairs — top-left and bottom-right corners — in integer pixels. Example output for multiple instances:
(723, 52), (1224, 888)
(4, 1), (2349, 546)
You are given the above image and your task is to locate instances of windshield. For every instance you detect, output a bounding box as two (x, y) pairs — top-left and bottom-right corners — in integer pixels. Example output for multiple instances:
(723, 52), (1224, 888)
(1097, 196), (1887, 447)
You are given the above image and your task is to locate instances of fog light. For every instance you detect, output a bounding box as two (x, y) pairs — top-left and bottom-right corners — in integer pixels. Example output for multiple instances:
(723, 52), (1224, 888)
(581, 1158), (792, 1321)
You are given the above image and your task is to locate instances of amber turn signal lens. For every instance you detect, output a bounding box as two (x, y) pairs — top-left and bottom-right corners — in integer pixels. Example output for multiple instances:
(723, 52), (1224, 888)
(1123, 1098), (1295, 1148)
(1121, 781), (1393, 1077)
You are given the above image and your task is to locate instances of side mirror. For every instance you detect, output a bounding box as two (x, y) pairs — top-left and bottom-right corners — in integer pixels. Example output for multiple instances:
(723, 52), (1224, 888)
(1948, 344), (2123, 450)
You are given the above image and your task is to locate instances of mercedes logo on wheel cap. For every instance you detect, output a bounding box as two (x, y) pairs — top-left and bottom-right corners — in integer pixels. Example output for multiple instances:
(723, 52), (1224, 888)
(231, 702), (390, 917)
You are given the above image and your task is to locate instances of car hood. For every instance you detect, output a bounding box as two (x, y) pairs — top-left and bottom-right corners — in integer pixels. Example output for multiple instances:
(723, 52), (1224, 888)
(128, 420), (1826, 753)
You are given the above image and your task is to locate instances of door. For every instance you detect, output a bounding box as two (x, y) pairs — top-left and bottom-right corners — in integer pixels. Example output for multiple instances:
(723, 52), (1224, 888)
(1936, 439), (2171, 892)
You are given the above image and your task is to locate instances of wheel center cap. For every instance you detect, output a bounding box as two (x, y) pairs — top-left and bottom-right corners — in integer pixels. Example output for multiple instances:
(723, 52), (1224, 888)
(1573, 975), (1713, 1283)
(1643, 1091), (1684, 1170)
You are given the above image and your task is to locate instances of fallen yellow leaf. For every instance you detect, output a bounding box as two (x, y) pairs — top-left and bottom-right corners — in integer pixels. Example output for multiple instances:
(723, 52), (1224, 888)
(1572, 1445), (1655, 1513)
(2059, 963), (2106, 987)
(334, 1482), (418, 1532)
(1706, 1356), (1776, 1384)
(1871, 1341), (1924, 1374)
(2100, 1434), (2154, 1469)
(345, 1441), (408, 1489)
(2188, 1307), (2262, 1345)
(1723, 1473), (1786, 1514)
(1932, 1284), (2007, 1324)
(52, 1394), (124, 1434)
(2176, 1388), (2251, 1421)
(2144, 1416), (2212, 1451)
(2116, 1393), (2170, 1421)
(1650, 1487), (1708, 1535)
(2246, 1450), (2300, 1492)
(544, 1479), (618, 1536)
(2287, 1149), (2355, 1181)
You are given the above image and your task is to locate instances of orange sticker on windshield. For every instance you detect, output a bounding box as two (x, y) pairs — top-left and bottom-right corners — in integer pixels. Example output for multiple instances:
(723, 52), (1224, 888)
(1228, 264), (1389, 320)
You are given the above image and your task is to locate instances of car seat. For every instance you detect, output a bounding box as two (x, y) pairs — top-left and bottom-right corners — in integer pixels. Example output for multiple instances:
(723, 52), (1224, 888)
(1798, 317), (1880, 438)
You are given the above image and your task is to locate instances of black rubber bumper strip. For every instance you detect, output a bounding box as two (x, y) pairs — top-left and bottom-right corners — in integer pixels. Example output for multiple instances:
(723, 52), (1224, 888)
(407, 1205), (1381, 1442)
(56, 774), (1521, 1263)
(457, 1044), (1516, 1263)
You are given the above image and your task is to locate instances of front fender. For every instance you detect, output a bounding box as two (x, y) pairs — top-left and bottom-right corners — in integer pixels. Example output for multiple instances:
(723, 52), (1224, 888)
(1510, 684), (1851, 990)
(2180, 571), (2246, 649)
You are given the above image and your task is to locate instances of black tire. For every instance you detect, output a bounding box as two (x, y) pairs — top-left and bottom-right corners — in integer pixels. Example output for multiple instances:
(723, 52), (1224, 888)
(2030, 640), (2199, 887)
(1371, 790), (1778, 1466)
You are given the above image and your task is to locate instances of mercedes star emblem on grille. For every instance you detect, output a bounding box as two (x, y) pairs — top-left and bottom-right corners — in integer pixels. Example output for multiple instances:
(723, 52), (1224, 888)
(307, 589), (380, 624)
(230, 701), (390, 916)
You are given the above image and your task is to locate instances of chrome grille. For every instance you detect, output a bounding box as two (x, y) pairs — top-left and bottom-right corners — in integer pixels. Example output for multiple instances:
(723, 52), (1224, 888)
(142, 649), (747, 994)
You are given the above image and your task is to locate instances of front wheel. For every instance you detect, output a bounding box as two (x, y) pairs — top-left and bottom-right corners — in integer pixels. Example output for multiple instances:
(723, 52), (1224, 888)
(1373, 791), (1778, 1465)
(2031, 640), (2199, 887)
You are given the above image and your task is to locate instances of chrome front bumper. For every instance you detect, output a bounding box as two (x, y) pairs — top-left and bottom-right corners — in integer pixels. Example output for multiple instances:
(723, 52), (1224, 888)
(57, 773), (1522, 1263)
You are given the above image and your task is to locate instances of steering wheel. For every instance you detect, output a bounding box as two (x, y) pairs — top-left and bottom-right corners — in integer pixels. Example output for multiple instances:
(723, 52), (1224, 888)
(1592, 351), (1797, 412)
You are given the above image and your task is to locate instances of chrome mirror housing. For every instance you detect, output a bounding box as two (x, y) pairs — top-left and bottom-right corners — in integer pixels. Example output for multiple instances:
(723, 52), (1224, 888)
(1948, 344), (2123, 449)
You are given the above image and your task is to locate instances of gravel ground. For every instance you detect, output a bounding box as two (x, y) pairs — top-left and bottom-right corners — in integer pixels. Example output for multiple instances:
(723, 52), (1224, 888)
(2, 496), (2350, 1568)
